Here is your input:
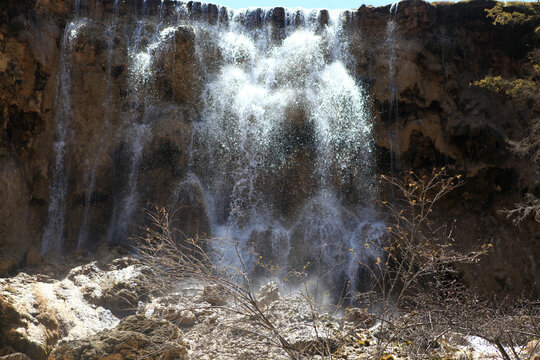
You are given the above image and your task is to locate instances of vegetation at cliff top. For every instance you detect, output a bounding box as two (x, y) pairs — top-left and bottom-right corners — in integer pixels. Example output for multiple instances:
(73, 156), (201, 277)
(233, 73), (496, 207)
(485, 1), (540, 27)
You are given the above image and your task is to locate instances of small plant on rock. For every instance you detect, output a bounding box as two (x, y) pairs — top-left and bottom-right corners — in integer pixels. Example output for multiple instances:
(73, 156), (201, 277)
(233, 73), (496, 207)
(137, 207), (305, 358)
(351, 168), (539, 360)
(474, 2), (540, 226)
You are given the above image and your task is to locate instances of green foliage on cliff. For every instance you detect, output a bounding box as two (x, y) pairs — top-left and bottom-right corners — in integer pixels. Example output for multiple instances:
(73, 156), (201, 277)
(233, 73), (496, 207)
(485, 1), (540, 27)
(473, 2), (540, 224)
(477, 2), (540, 105)
(473, 47), (539, 165)
(473, 75), (537, 99)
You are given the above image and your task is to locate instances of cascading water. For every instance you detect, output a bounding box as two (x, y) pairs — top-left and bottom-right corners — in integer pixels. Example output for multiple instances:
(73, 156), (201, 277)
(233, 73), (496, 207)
(45, 1), (387, 295)
(386, 1), (401, 174)
(106, 7), (171, 243)
(188, 5), (384, 292)
(41, 17), (86, 254)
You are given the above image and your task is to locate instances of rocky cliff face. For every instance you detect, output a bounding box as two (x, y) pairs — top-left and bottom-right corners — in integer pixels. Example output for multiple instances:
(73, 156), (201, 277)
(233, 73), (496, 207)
(0, 0), (538, 296)
(351, 0), (539, 294)
(0, 0), (71, 269)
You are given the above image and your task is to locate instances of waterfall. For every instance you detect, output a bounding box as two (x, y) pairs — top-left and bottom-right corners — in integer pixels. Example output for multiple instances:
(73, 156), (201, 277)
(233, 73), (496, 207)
(40, 18), (85, 254)
(44, 1), (387, 294)
(386, 1), (401, 174)
(188, 6), (384, 292)
(106, 5), (161, 244)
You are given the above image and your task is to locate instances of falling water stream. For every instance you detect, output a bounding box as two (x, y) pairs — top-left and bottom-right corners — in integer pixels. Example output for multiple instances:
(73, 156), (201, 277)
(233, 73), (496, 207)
(386, 1), (401, 175)
(41, 16), (86, 254)
(42, 1), (391, 294)
(189, 8), (385, 290)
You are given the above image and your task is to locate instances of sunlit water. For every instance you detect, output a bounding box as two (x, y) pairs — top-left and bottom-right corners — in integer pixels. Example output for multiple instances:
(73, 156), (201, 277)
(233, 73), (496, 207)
(188, 4), (385, 293)
(43, 1), (389, 295)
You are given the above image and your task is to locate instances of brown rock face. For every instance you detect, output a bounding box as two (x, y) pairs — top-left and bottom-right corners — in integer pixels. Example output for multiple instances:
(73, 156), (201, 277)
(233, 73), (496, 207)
(0, 0), (537, 297)
(0, 258), (17, 277)
(0, 26), (55, 264)
(351, 0), (539, 294)
(25, 248), (41, 267)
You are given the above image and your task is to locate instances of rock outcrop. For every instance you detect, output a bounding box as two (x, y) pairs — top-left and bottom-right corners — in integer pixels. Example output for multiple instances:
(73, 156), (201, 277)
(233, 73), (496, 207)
(351, 0), (540, 294)
(49, 315), (189, 360)
(0, 0), (69, 272)
(0, 256), (150, 359)
(1, 256), (534, 360)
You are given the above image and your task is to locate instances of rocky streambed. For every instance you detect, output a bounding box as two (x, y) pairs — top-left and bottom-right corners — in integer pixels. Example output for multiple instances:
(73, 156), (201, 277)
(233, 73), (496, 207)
(1, 249), (537, 360)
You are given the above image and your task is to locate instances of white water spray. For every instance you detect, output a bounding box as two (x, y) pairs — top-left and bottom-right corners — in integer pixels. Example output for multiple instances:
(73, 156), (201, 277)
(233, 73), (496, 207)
(186, 6), (384, 292)
(46, 2), (388, 294)
(386, 1), (401, 174)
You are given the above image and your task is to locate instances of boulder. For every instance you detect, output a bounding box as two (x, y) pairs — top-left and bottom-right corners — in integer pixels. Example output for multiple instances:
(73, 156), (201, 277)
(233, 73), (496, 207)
(48, 315), (189, 360)
(141, 292), (202, 328)
(344, 307), (376, 328)
(256, 282), (281, 308)
(177, 310), (197, 327)
(0, 271), (118, 360)
(68, 257), (152, 317)
(0, 354), (31, 360)
(0, 257), (151, 359)
(201, 284), (227, 306)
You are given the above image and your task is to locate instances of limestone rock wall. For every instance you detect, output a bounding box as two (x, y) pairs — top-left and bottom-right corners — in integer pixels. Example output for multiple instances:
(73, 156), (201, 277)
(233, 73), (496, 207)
(0, 0), (70, 266)
(351, 0), (539, 294)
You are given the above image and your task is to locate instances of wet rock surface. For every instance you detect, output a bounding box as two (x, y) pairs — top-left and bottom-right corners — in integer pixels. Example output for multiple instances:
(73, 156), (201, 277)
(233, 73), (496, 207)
(140, 281), (352, 360)
(256, 281), (281, 307)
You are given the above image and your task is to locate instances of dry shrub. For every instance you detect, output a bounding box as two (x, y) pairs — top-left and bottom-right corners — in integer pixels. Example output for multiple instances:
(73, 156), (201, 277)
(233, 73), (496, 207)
(355, 168), (538, 359)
